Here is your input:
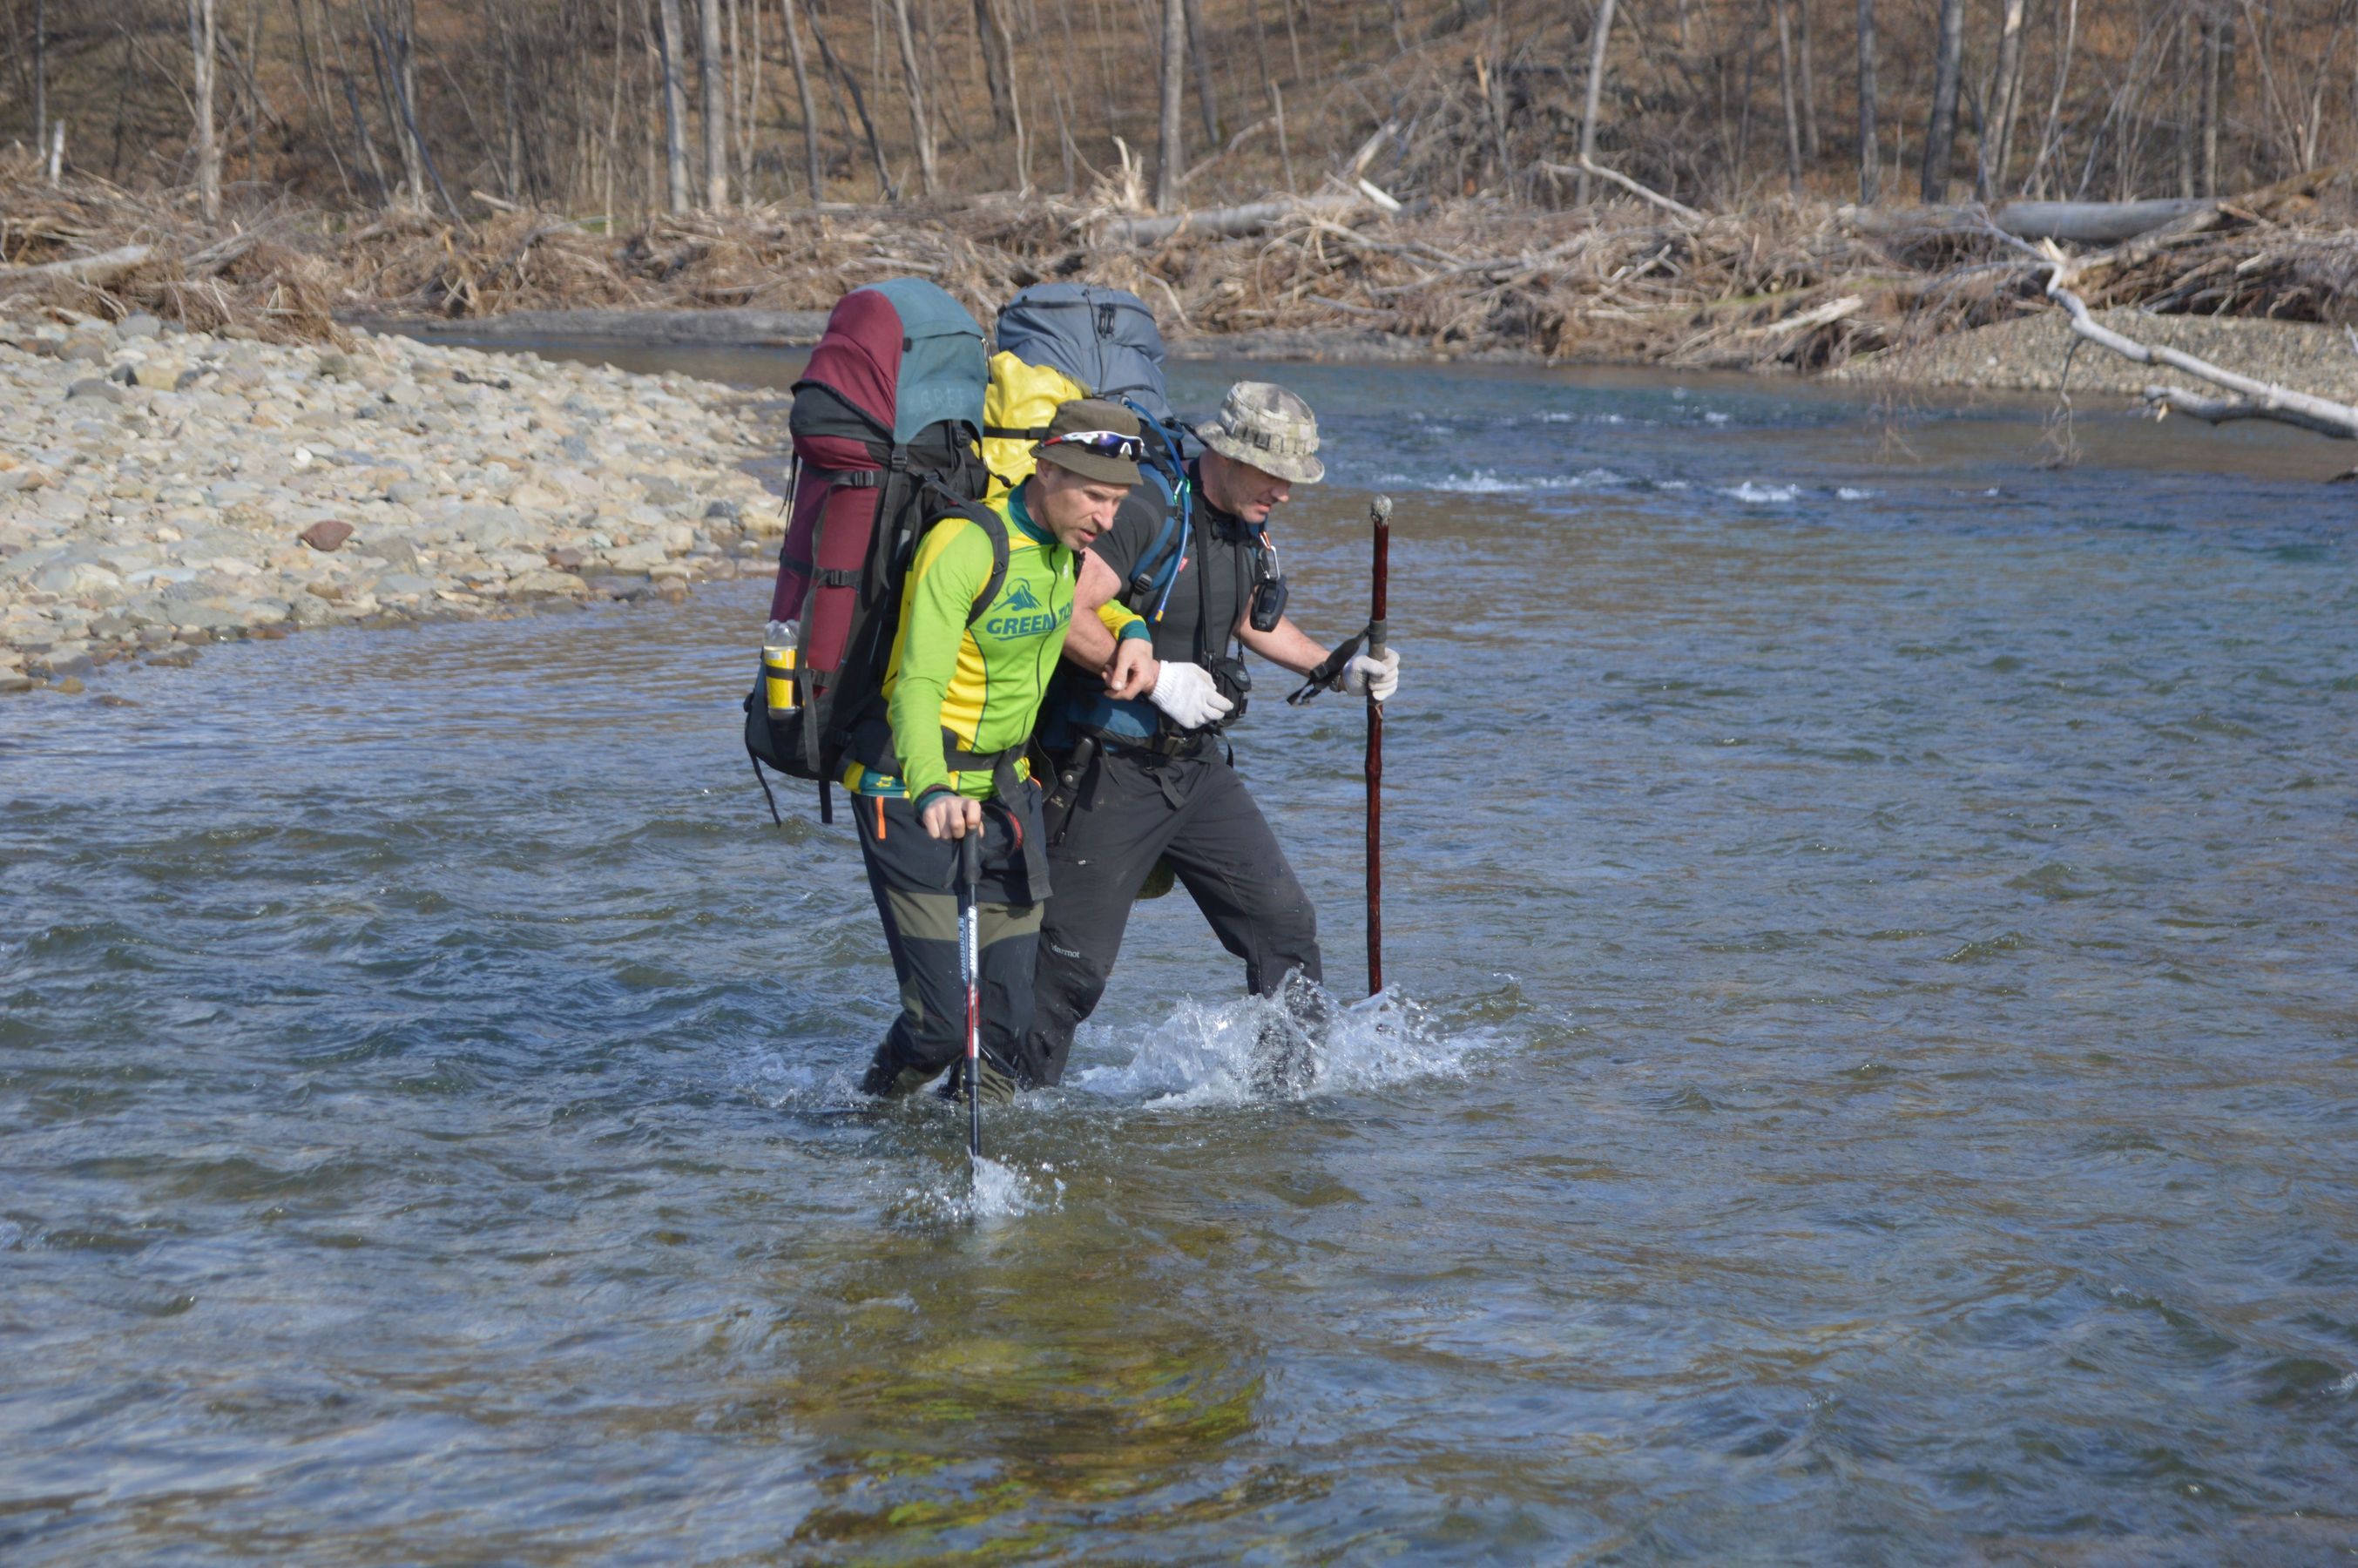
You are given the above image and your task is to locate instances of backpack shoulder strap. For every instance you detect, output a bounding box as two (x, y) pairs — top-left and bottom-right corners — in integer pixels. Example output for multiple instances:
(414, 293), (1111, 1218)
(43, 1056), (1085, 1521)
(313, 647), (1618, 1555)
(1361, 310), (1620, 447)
(935, 503), (1010, 625)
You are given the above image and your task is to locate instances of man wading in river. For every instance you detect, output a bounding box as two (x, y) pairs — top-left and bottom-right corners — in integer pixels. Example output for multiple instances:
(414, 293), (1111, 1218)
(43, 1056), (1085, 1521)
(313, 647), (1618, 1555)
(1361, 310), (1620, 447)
(850, 401), (1144, 1105)
(1012, 382), (1401, 1089)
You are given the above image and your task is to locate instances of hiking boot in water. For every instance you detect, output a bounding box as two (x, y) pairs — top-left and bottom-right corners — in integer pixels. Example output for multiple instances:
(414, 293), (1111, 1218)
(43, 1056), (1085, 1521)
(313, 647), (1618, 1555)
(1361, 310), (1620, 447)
(859, 1058), (941, 1099)
(936, 1057), (1020, 1107)
(1249, 973), (1333, 1098)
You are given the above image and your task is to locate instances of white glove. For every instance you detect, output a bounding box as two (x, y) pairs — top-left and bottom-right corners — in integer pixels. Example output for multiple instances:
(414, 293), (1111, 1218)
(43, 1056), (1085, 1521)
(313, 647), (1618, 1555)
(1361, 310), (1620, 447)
(1147, 660), (1235, 730)
(1339, 646), (1400, 702)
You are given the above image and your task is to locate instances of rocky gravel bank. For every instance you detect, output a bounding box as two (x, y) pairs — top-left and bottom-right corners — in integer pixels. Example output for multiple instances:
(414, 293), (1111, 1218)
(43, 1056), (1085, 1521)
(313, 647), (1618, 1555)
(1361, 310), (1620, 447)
(1840, 308), (2358, 404)
(0, 314), (782, 697)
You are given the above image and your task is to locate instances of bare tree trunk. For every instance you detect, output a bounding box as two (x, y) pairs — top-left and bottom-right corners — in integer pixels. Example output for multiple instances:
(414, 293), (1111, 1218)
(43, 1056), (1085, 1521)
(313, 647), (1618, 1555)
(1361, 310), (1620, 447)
(699, 0), (726, 205)
(393, 3), (426, 199)
(33, 0), (45, 157)
(2199, 3), (2222, 195)
(888, 0), (936, 195)
(1858, 0), (1876, 201)
(2028, 0), (2077, 198)
(368, 0), (463, 220)
(780, 0), (824, 201)
(807, 6), (893, 197)
(971, 0), (1013, 131)
(1857, 0), (1878, 202)
(1576, 0), (1619, 204)
(2174, 11), (2196, 198)
(655, 0), (692, 209)
(1774, 0), (1802, 191)
(1797, 0), (1821, 159)
(1155, 0), (1184, 210)
(1184, 0), (1218, 143)
(1920, 0), (1964, 201)
(1979, 0), (2027, 199)
(987, 0), (1029, 193)
(189, 0), (220, 220)
(499, 14), (524, 200)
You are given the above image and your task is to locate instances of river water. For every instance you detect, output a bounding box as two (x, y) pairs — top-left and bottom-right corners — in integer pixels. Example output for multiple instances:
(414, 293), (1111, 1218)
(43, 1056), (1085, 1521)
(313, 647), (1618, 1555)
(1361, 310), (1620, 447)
(4, 350), (2355, 1564)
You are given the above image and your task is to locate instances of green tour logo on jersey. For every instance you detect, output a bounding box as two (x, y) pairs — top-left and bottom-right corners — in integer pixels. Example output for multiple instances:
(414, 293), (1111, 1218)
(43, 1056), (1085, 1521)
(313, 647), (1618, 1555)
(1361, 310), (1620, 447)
(984, 578), (1069, 640)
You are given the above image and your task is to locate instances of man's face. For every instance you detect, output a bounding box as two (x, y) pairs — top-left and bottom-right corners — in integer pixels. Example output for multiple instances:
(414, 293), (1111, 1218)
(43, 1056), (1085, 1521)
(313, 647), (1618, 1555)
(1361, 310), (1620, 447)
(1204, 452), (1293, 525)
(1030, 463), (1132, 551)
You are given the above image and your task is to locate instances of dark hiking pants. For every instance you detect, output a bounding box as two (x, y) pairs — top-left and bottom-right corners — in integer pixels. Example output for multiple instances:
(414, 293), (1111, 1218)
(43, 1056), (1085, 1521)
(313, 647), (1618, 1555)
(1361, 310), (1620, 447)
(1017, 743), (1321, 1087)
(853, 784), (1047, 1087)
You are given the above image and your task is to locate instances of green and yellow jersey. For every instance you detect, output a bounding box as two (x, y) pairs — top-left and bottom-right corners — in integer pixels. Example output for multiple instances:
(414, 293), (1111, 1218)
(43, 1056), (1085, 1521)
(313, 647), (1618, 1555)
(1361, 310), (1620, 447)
(846, 484), (1083, 803)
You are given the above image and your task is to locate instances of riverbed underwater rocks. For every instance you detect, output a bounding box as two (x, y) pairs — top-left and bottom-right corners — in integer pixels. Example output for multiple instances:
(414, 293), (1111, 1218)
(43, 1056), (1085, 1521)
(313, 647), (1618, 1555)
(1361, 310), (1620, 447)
(0, 313), (780, 694)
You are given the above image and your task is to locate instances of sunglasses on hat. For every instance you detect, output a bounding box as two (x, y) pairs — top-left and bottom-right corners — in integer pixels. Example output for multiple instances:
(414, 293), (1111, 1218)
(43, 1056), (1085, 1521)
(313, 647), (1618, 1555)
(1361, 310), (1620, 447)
(1040, 429), (1145, 461)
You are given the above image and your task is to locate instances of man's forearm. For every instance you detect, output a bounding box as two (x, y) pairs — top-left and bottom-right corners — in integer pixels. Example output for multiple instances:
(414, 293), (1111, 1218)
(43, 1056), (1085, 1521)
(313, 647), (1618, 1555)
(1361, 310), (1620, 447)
(1236, 614), (1334, 677)
(1064, 605), (1118, 670)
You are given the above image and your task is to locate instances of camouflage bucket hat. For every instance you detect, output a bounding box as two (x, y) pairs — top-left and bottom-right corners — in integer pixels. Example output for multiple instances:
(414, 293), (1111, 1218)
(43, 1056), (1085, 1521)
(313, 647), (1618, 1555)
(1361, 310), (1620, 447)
(1197, 382), (1324, 484)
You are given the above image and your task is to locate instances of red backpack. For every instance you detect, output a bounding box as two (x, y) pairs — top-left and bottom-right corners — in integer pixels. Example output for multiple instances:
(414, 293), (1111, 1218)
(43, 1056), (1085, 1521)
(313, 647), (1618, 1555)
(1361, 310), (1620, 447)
(746, 280), (997, 822)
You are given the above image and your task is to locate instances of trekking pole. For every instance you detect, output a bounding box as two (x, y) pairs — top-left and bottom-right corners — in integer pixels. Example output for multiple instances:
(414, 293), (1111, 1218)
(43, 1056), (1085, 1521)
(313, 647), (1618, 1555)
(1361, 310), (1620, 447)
(958, 828), (984, 1163)
(1366, 495), (1390, 997)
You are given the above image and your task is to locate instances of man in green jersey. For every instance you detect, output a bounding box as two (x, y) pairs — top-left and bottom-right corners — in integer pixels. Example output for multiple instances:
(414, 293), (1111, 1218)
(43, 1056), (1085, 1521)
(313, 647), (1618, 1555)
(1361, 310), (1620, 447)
(853, 400), (1146, 1104)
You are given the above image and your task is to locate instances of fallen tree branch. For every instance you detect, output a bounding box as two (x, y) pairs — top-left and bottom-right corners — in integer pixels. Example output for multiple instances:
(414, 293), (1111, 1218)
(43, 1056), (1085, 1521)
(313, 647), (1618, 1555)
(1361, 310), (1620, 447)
(0, 242), (154, 281)
(1994, 198), (2213, 245)
(1740, 293), (1866, 337)
(2045, 260), (2358, 440)
(1104, 193), (1359, 245)
(2141, 383), (2358, 438)
(1534, 157), (1706, 223)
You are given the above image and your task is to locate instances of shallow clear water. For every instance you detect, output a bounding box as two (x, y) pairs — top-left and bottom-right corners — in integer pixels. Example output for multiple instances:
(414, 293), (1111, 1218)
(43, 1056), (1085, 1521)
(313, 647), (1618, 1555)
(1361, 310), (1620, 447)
(4, 355), (2356, 1564)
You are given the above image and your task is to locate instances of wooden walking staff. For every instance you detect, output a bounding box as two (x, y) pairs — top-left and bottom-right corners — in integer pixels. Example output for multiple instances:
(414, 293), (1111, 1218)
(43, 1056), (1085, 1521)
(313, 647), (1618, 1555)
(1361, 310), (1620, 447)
(1365, 495), (1390, 997)
(1284, 493), (1394, 995)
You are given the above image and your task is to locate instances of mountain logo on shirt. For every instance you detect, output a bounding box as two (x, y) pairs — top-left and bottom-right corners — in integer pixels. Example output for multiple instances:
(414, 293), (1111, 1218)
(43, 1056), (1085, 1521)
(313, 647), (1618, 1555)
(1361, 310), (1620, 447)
(983, 578), (1069, 640)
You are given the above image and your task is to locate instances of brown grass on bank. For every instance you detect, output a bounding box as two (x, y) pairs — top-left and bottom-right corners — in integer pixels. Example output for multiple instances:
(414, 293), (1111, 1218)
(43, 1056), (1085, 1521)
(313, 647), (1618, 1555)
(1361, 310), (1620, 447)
(7, 150), (2358, 376)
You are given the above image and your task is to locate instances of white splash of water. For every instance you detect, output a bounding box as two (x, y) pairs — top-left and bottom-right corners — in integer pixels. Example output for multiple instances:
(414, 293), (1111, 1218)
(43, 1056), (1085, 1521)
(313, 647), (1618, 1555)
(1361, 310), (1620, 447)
(730, 1043), (857, 1109)
(1836, 486), (1876, 501)
(1415, 468), (1626, 496)
(1724, 481), (1801, 504)
(1070, 987), (1490, 1109)
(895, 1156), (1064, 1224)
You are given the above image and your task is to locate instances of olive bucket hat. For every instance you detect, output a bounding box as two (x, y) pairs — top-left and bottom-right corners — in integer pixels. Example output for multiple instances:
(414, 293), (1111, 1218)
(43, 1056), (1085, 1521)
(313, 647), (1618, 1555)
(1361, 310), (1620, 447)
(1197, 382), (1325, 484)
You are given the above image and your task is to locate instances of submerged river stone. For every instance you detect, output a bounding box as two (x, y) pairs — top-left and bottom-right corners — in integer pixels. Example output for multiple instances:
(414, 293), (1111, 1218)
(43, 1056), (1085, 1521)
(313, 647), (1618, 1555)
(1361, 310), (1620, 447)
(0, 316), (780, 693)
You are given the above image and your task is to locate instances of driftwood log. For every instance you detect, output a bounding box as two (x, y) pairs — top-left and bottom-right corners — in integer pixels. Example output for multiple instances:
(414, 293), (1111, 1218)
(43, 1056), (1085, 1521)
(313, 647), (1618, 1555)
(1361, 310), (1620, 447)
(1994, 198), (2213, 245)
(0, 243), (155, 283)
(2044, 260), (2358, 440)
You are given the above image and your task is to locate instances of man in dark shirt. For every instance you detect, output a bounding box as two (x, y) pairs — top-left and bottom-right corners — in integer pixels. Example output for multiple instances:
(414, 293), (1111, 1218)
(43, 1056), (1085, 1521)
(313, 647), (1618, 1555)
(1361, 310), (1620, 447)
(1011, 382), (1401, 1091)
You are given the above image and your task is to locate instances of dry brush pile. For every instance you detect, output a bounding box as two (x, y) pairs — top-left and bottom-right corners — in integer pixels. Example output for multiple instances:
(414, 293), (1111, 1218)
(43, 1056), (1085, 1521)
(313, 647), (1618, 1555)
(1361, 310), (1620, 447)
(8, 152), (2358, 377)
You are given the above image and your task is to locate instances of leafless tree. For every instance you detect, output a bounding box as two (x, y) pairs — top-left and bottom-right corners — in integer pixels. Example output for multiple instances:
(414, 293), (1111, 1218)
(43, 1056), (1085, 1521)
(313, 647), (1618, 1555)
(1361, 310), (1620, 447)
(655, 0), (692, 209)
(700, 0), (726, 206)
(1775, 0), (1803, 190)
(1857, 0), (1879, 201)
(2199, 2), (2224, 194)
(1184, 0), (1218, 142)
(1797, 0), (1821, 159)
(1155, 0), (1184, 209)
(2027, 0), (2078, 197)
(1921, 0), (1964, 200)
(780, 0), (824, 201)
(1576, 0), (1618, 203)
(1980, 0), (2028, 199)
(889, 0), (937, 194)
(188, 0), (220, 219)
(31, 0), (45, 159)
